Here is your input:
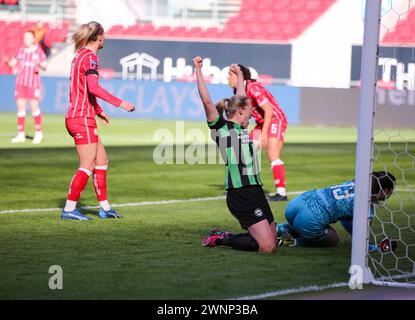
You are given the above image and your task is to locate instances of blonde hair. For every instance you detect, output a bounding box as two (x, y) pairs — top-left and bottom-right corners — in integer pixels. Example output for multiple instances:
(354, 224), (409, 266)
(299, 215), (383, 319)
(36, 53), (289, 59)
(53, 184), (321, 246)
(215, 95), (250, 118)
(72, 21), (104, 51)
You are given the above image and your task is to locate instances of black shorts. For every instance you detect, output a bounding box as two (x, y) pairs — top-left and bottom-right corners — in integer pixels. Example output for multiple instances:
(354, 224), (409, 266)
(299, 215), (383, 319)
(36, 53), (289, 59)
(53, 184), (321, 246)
(226, 185), (275, 229)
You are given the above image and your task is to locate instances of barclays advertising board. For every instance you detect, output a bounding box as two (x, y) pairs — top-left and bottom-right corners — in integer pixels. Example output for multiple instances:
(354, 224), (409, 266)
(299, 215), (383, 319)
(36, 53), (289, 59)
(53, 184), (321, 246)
(0, 75), (301, 123)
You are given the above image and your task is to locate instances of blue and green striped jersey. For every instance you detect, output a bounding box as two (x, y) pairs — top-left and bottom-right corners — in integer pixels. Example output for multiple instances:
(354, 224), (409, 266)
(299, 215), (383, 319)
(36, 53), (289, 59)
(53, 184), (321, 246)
(208, 113), (262, 190)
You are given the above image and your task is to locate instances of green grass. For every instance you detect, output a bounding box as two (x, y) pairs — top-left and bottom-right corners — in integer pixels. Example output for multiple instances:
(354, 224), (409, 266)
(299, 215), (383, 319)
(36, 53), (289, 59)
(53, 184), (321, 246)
(0, 113), (414, 299)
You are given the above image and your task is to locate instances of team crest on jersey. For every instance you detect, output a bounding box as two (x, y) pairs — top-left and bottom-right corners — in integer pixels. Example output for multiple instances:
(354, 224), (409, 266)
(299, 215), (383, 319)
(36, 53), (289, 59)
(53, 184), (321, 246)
(91, 60), (98, 70)
(254, 208), (263, 217)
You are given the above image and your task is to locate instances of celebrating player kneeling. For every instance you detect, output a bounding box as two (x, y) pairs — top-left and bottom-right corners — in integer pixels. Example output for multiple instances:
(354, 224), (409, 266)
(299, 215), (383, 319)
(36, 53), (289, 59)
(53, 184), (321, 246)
(62, 21), (135, 221)
(194, 56), (276, 253)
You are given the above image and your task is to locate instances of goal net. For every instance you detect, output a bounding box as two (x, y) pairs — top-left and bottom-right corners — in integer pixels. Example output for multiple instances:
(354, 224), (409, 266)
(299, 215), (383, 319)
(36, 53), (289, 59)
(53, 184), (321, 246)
(351, 0), (415, 287)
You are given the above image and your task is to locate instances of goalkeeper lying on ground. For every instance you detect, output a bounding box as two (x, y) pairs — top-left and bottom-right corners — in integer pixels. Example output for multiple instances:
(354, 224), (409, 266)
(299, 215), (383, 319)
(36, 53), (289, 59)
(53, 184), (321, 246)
(276, 171), (398, 252)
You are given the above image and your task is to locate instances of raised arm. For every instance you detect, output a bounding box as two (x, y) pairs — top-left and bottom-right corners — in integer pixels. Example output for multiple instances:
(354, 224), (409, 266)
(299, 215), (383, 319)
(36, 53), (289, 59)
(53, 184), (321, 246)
(230, 64), (246, 96)
(193, 56), (218, 122)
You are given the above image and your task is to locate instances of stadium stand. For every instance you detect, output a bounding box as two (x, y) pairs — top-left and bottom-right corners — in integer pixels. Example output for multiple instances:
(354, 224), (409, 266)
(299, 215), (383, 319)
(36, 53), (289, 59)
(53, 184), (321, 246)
(106, 0), (336, 41)
(381, 6), (415, 44)
(0, 20), (69, 74)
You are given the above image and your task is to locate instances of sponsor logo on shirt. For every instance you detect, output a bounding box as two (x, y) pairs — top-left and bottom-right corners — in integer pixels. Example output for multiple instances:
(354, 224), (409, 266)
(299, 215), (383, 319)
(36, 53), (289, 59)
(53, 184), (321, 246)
(91, 60), (98, 70)
(254, 208), (263, 217)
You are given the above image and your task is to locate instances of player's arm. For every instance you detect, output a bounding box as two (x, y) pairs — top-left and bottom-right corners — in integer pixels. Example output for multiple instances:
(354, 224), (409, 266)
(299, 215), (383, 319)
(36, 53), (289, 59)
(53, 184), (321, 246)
(193, 56), (218, 123)
(91, 95), (110, 124)
(230, 64), (246, 96)
(85, 58), (135, 112)
(259, 103), (272, 144)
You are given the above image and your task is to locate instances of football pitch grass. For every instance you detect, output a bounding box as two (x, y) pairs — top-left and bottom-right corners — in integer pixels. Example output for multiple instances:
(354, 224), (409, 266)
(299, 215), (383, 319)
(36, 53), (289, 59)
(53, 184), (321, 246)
(0, 112), (414, 299)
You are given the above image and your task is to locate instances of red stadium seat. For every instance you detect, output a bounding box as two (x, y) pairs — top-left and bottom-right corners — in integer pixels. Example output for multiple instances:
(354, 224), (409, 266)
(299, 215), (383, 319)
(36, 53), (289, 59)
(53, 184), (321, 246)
(202, 27), (221, 39)
(4, 0), (19, 5)
(137, 23), (155, 35)
(93, 0), (337, 42)
(170, 26), (187, 37)
(107, 25), (125, 35)
(186, 27), (203, 38)
(222, 0), (336, 41)
(382, 7), (415, 44)
(154, 26), (171, 36)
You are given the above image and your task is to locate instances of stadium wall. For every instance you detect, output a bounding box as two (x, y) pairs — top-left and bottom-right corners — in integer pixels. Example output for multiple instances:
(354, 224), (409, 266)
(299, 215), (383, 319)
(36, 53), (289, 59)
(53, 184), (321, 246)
(99, 39), (292, 84)
(300, 87), (415, 128)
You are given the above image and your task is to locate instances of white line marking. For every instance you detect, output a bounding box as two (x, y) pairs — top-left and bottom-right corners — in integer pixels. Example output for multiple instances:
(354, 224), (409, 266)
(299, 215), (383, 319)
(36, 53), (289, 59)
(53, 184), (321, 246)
(231, 282), (349, 300)
(0, 191), (306, 215)
(231, 273), (415, 300)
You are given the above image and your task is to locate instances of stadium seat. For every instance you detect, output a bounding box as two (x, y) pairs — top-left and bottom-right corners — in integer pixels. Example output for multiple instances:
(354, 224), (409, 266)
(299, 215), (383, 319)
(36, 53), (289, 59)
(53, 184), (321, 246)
(102, 0), (336, 42)
(107, 25), (124, 35)
(202, 27), (221, 39)
(186, 27), (203, 38)
(154, 26), (171, 36)
(137, 23), (155, 35)
(170, 26), (187, 37)
(0, 19), (69, 74)
(382, 7), (415, 44)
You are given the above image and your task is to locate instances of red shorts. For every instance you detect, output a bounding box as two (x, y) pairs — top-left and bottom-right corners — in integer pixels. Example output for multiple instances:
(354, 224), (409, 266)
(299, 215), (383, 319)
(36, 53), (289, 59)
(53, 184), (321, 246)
(250, 118), (287, 142)
(65, 117), (98, 145)
(15, 85), (41, 100)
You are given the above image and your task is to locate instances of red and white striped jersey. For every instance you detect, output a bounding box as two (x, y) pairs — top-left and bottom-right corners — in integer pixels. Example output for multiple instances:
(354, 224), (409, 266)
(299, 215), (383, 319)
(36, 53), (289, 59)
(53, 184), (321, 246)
(66, 47), (101, 120)
(246, 80), (287, 125)
(15, 45), (46, 89)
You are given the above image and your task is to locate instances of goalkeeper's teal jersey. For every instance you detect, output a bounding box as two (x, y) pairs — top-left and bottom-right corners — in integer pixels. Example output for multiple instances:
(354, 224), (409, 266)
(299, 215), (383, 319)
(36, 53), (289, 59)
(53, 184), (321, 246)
(301, 180), (358, 224)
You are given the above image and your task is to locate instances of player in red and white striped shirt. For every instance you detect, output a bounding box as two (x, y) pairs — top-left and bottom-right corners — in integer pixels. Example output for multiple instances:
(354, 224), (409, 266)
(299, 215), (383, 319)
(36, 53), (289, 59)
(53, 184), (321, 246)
(62, 21), (135, 221)
(4, 31), (47, 144)
(228, 65), (288, 201)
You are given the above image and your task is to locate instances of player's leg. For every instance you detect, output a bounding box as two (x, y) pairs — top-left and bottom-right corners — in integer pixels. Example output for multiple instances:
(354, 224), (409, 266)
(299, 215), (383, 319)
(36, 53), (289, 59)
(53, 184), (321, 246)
(93, 138), (122, 219)
(289, 205), (340, 247)
(214, 218), (276, 252)
(62, 119), (98, 220)
(203, 186), (275, 253)
(249, 124), (262, 152)
(214, 231), (259, 251)
(268, 120), (287, 201)
(29, 98), (43, 144)
(275, 195), (302, 246)
(294, 227), (340, 247)
(11, 98), (27, 143)
(247, 220), (276, 253)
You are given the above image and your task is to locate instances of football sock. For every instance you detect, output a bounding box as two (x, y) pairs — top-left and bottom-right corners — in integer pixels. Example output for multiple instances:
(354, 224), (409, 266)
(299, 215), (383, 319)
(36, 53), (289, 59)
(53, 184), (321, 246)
(65, 168), (92, 211)
(32, 109), (42, 132)
(217, 233), (259, 251)
(92, 165), (110, 210)
(17, 111), (26, 133)
(271, 159), (286, 196)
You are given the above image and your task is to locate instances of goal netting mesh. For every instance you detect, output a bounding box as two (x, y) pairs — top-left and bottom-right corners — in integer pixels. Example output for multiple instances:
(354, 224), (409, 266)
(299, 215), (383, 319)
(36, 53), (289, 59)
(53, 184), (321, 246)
(368, 0), (415, 285)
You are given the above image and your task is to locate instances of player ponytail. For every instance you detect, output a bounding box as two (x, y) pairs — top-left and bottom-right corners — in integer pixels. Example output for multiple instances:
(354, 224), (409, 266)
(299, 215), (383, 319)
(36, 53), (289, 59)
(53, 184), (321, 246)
(237, 64), (253, 81)
(215, 95), (250, 118)
(72, 21), (104, 51)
